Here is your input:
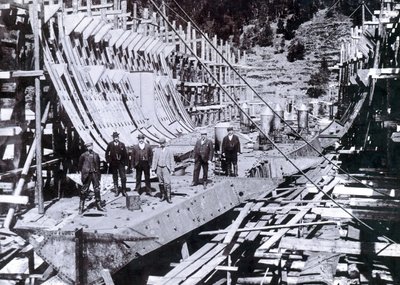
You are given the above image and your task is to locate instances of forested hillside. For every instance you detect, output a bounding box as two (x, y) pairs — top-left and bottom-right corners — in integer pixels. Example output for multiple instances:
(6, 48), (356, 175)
(153, 0), (380, 105)
(157, 0), (380, 48)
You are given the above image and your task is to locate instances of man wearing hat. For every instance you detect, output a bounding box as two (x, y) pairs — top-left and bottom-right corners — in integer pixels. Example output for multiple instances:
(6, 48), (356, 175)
(131, 134), (153, 195)
(105, 131), (128, 197)
(222, 127), (241, 177)
(152, 137), (175, 203)
(192, 131), (214, 187)
(78, 141), (105, 214)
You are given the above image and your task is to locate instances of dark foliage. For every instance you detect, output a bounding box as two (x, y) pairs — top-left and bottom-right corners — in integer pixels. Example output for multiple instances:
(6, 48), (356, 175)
(257, 21), (274, 47)
(139, 0), (380, 48)
(161, 0), (327, 46)
(287, 39), (305, 62)
(306, 57), (331, 98)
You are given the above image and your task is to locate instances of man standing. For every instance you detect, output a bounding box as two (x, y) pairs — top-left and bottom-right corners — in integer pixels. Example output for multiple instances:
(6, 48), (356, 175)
(192, 131), (214, 187)
(78, 142), (105, 214)
(131, 134), (153, 195)
(222, 127), (241, 177)
(152, 137), (175, 203)
(105, 131), (128, 197)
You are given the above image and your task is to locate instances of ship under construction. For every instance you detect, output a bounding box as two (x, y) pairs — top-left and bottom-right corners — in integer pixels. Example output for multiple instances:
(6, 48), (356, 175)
(1, 0), (400, 284)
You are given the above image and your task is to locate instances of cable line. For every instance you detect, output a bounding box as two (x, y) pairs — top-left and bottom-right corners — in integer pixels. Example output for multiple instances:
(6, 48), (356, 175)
(149, 0), (397, 243)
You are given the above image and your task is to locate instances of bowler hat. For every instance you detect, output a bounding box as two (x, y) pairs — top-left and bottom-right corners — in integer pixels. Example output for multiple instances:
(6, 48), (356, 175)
(227, 127), (233, 131)
(112, 131), (119, 138)
(137, 134), (145, 139)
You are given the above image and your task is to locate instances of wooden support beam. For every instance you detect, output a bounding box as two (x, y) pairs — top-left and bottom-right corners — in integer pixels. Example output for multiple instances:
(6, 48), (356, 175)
(215, 265), (238, 272)
(200, 221), (338, 236)
(280, 237), (400, 257)
(332, 184), (394, 197)
(12, 70), (44, 77)
(100, 269), (114, 285)
(223, 202), (253, 244)
(0, 195), (29, 205)
(312, 207), (400, 221)
(0, 158), (60, 180)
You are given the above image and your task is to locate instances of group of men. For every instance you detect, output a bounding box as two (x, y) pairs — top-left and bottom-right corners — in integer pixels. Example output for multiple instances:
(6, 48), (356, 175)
(77, 127), (241, 215)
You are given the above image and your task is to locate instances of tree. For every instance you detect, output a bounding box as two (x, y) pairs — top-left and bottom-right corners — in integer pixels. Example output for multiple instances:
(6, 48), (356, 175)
(306, 57), (331, 98)
(277, 18), (285, 34)
(257, 21), (274, 47)
(287, 39), (305, 62)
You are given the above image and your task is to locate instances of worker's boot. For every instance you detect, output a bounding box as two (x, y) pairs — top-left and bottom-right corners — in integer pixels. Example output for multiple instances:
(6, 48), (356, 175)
(121, 179), (127, 197)
(166, 185), (172, 204)
(78, 199), (85, 215)
(95, 192), (105, 211)
(113, 183), (118, 193)
(95, 200), (106, 212)
(159, 184), (166, 202)
(234, 164), (238, 177)
(226, 166), (231, 176)
(114, 189), (120, 197)
(135, 180), (141, 193)
(145, 181), (152, 196)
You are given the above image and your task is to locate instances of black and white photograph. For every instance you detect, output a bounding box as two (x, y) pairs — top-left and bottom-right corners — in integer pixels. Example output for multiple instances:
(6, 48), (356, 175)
(0, 0), (400, 284)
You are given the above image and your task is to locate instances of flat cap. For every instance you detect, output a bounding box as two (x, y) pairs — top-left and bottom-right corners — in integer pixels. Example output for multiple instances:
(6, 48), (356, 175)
(201, 131), (207, 135)
(159, 137), (166, 143)
(85, 141), (93, 147)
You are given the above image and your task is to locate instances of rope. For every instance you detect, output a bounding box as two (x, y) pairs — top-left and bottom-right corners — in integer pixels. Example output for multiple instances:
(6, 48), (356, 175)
(150, 0), (397, 243)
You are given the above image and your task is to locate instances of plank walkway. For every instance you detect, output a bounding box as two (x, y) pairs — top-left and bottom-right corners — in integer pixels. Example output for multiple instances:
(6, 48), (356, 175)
(151, 153), (400, 284)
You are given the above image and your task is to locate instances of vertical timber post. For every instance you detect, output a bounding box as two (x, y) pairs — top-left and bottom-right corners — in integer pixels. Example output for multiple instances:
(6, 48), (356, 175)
(75, 228), (84, 285)
(33, 0), (44, 214)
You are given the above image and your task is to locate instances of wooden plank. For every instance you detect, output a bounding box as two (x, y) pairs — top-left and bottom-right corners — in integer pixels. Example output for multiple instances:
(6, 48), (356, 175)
(200, 221), (337, 236)
(0, 195), (29, 205)
(323, 198), (400, 208)
(332, 184), (394, 197)
(280, 237), (400, 257)
(162, 242), (221, 279)
(0, 71), (11, 79)
(0, 182), (13, 191)
(0, 126), (23, 136)
(257, 177), (340, 251)
(223, 202), (253, 244)
(215, 265), (238, 271)
(100, 269), (114, 285)
(162, 244), (226, 285)
(0, 158), (60, 180)
(311, 207), (400, 221)
(181, 244), (239, 285)
(12, 70), (44, 77)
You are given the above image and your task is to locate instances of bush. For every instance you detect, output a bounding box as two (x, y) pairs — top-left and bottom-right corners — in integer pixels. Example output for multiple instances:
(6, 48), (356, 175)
(287, 39), (305, 62)
(257, 21), (274, 47)
(306, 86), (326, 98)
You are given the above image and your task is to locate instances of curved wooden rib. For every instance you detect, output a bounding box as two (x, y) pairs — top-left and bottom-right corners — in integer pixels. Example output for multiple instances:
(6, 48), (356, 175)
(45, 11), (194, 150)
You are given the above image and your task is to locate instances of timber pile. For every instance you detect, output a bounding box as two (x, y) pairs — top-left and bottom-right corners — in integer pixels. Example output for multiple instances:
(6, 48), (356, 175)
(150, 154), (400, 284)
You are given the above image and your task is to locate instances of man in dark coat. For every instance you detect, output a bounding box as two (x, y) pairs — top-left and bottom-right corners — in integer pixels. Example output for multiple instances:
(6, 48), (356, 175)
(78, 142), (104, 214)
(222, 127), (241, 176)
(131, 134), (153, 195)
(191, 131), (214, 187)
(105, 131), (128, 197)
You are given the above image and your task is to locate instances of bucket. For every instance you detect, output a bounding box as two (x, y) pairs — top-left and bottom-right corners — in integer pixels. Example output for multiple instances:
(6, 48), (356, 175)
(126, 194), (141, 211)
